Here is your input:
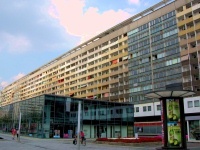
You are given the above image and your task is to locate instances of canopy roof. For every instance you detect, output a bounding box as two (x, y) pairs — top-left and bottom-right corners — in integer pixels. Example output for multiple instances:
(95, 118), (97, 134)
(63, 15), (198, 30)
(145, 90), (195, 99)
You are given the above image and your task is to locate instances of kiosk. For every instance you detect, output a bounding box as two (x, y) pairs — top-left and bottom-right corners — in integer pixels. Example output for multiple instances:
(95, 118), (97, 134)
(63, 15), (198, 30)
(145, 90), (195, 150)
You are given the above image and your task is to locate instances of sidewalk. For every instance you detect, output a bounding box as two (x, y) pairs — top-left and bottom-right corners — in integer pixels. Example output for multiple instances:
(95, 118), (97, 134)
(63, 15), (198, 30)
(0, 133), (200, 150)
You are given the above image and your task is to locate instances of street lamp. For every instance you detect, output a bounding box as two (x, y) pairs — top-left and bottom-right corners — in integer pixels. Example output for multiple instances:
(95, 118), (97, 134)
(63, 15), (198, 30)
(18, 110), (21, 142)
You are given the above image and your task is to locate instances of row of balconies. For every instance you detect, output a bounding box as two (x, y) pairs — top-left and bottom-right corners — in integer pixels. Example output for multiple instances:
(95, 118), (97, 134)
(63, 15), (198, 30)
(18, 75), (129, 99)
(176, 0), (200, 17)
(179, 23), (200, 37)
(179, 34), (200, 47)
(17, 40), (128, 87)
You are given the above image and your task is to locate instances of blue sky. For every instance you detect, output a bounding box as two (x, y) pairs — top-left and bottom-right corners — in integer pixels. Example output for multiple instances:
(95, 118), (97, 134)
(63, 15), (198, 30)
(0, 0), (161, 88)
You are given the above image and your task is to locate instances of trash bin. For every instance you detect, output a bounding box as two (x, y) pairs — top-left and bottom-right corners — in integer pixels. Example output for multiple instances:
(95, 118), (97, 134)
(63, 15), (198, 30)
(135, 133), (138, 139)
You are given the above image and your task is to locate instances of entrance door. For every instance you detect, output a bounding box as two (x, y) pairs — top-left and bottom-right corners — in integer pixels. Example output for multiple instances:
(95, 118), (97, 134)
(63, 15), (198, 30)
(53, 124), (63, 138)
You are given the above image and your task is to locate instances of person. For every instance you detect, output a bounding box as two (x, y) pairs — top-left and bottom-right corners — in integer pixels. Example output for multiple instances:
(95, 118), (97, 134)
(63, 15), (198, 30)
(17, 129), (19, 140)
(73, 134), (77, 145)
(11, 128), (17, 140)
(80, 131), (85, 144)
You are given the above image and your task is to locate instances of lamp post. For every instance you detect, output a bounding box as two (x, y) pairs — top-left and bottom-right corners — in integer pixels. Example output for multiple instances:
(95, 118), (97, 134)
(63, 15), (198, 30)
(77, 101), (81, 150)
(18, 111), (21, 142)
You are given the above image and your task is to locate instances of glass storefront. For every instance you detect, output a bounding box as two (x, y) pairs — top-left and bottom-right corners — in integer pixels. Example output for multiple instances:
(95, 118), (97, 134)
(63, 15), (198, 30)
(0, 94), (134, 138)
(187, 119), (200, 141)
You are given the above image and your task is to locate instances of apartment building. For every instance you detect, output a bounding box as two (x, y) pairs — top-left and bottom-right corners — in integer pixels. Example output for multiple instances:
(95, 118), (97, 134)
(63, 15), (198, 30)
(1, 0), (199, 109)
(177, 0), (200, 92)
(128, 2), (182, 105)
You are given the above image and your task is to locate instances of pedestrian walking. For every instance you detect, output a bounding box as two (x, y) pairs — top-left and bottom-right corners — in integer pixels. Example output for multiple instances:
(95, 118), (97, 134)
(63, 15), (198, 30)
(17, 129), (19, 140)
(11, 128), (17, 140)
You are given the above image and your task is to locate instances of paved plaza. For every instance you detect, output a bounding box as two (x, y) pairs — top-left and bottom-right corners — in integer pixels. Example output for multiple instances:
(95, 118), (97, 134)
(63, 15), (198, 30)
(0, 133), (200, 150)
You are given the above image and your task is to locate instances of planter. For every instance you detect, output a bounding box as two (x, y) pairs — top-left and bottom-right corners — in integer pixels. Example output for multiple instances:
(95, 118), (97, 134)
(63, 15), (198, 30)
(95, 141), (162, 146)
(96, 137), (162, 144)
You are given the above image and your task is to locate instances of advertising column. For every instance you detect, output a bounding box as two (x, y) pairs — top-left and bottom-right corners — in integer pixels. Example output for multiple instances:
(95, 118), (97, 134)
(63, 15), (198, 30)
(166, 99), (182, 148)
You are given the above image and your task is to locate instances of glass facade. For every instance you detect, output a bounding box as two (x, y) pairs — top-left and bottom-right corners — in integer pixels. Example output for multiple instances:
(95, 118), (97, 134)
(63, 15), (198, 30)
(0, 94), (134, 138)
(187, 120), (200, 141)
(128, 10), (182, 104)
(188, 120), (200, 140)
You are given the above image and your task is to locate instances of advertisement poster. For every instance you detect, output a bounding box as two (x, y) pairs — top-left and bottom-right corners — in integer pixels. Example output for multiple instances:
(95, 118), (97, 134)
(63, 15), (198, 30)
(166, 99), (180, 122)
(166, 99), (182, 147)
(167, 123), (182, 147)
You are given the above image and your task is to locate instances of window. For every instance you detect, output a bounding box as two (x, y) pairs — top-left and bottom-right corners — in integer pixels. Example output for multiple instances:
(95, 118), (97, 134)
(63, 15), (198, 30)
(194, 100), (200, 107)
(157, 105), (161, 111)
(148, 106), (151, 111)
(143, 106), (147, 112)
(135, 107), (139, 112)
(111, 110), (113, 114)
(116, 109), (123, 114)
(126, 108), (133, 113)
(188, 101), (193, 108)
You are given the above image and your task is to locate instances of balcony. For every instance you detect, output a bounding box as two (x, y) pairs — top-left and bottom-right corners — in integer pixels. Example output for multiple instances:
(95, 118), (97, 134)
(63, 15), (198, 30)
(190, 58), (198, 64)
(179, 38), (187, 46)
(179, 26), (195, 36)
(189, 46), (199, 54)
(101, 97), (109, 101)
(181, 60), (189, 66)
(109, 79), (119, 84)
(176, 7), (192, 18)
(110, 95), (118, 100)
(187, 36), (196, 44)
(182, 70), (190, 77)
(194, 91), (200, 96)
(192, 80), (200, 86)
(183, 82), (192, 87)
(123, 76), (129, 82)
(124, 84), (129, 89)
(123, 93), (129, 98)
(178, 17), (193, 27)
(118, 85), (124, 90)
(100, 88), (109, 93)
(110, 87), (118, 92)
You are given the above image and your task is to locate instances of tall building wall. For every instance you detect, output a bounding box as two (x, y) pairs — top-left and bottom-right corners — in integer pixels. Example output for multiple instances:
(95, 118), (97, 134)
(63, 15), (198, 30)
(177, 0), (200, 94)
(128, 2), (183, 104)
(1, 25), (130, 106)
(1, 0), (195, 107)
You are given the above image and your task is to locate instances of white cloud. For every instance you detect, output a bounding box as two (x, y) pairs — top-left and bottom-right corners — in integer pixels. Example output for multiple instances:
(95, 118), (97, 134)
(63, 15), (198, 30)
(49, 0), (131, 43)
(144, 2), (150, 7)
(124, 8), (136, 14)
(128, 0), (140, 5)
(13, 73), (25, 81)
(0, 81), (9, 89)
(0, 32), (31, 53)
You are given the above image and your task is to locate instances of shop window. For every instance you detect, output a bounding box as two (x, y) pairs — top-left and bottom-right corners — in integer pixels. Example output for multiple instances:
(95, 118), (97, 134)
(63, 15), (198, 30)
(194, 100), (200, 107)
(111, 110), (113, 114)
(135, 107), (139, 112)
(126, 108), (133, 113)
(157, 105), (161, 111)
(143, 106), (147, 112)
(137, 127), (143, 132)
(116, 109), (123, 114)
(188, 101), (193, 108)
(189, 120), (200, 140)
(148, 106), (151, 111)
